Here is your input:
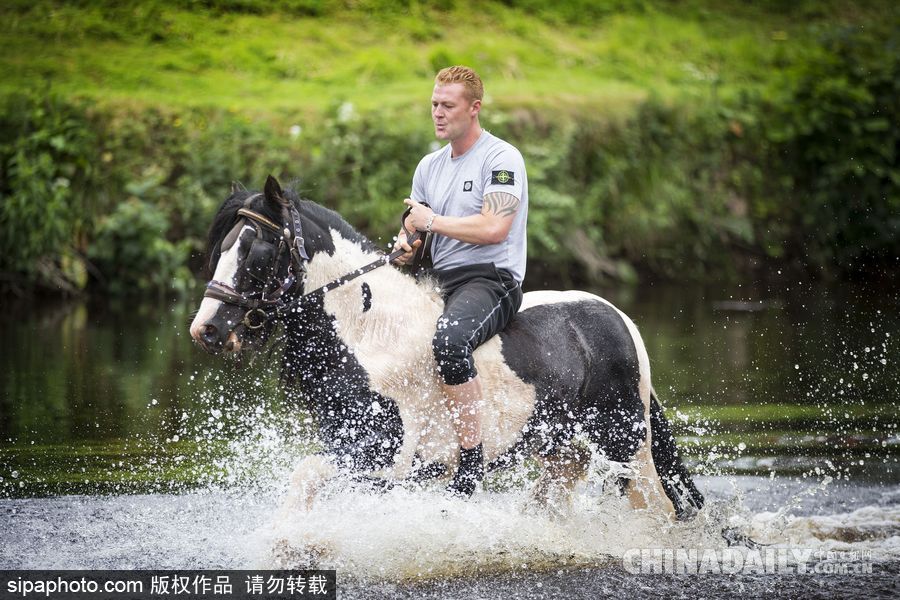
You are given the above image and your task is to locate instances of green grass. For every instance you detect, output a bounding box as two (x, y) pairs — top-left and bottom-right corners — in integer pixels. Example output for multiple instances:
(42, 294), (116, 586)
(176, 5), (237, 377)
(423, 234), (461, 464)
(0, 437), (319, 497)
(2, 0), (892, 120)
(674, 403), (898, 425)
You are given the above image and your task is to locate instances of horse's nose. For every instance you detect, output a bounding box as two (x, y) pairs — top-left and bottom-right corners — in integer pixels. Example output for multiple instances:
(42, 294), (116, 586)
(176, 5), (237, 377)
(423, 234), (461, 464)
(199, 323), (220, 347)
(190, 321), (222, 352)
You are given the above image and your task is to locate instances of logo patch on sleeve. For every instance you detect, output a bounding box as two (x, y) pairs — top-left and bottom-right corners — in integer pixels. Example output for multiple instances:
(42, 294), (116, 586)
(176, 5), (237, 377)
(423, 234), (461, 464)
(491, 170), (515, 185)
(463, 180), (473, 192)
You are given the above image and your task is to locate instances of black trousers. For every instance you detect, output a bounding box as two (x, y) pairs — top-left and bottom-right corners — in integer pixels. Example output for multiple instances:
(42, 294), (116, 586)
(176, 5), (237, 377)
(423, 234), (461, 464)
(429, 263), (523, 385)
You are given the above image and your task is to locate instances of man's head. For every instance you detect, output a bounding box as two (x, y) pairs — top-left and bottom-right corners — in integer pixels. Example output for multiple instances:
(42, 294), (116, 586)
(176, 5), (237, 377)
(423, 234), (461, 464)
(431, 66), (483, 144)
(435, 66), (484, 103)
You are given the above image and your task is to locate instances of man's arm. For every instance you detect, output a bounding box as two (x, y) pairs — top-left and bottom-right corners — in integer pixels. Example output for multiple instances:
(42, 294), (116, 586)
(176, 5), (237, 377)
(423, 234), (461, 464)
(403, 191), (521, 246)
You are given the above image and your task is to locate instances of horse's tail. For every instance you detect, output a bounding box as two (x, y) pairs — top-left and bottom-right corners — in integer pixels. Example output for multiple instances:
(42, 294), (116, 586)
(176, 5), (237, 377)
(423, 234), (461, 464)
(649, 388), (705, 520)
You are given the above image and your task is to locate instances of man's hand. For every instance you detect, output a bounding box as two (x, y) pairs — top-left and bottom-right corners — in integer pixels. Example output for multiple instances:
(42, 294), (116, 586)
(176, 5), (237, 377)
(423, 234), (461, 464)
(403, 198), (436, 232)
(392, 229), (423, 266)
(392, 197), (430, 266)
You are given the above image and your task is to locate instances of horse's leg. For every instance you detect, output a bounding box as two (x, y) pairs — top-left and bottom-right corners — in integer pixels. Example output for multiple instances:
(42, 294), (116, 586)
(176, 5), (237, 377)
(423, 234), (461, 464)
(279, 454), (338, 514)
(648, 389), (705, 519)
(531, 442), (591, 512)
(374, 408), (423, 481)
(623, 376), (676, 518)
(624, 432), (675, 517)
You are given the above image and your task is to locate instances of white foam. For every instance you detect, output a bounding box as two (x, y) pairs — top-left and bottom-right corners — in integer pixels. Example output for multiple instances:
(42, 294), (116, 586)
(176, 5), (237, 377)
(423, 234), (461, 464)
(750, 505), (900, 559)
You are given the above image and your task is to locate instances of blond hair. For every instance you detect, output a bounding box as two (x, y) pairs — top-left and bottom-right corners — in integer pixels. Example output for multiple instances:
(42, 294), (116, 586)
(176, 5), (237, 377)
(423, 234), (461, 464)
(435, 66), (484, 102)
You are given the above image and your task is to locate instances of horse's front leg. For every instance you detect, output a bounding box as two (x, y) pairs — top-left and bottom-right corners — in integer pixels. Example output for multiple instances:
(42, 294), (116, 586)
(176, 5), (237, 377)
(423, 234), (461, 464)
(373, 408), (423, 481)
(279, 454), (338, 514)
(625, 412), (676, 519)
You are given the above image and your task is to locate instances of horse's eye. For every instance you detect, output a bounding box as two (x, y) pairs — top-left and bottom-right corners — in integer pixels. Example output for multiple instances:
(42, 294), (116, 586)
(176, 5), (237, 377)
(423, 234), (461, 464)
(245, 238), (275, 282)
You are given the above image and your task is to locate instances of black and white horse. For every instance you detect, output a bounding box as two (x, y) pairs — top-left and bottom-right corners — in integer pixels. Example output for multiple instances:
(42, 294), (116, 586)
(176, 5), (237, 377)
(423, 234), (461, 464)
(189, 176), (705, 519)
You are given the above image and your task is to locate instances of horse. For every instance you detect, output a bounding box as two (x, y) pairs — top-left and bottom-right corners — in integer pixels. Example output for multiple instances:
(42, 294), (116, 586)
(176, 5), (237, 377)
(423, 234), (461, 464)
(189, 175), (706, 520)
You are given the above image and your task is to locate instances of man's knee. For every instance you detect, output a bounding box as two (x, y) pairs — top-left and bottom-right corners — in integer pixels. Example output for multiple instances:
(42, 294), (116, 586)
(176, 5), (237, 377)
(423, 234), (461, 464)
(432, 321), (476, 386)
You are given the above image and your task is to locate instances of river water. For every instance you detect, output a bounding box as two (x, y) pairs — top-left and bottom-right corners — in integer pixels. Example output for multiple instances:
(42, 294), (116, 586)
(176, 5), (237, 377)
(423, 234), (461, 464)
(0, 280), (897, 597)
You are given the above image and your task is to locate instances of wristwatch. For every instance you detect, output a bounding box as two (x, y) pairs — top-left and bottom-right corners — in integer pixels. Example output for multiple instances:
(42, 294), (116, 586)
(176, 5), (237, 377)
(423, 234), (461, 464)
(425, 213), (437, 233)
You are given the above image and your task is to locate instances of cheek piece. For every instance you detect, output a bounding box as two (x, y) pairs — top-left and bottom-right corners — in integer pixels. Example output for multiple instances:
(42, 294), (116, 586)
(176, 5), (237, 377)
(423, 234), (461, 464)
(203, 202), (307, 331)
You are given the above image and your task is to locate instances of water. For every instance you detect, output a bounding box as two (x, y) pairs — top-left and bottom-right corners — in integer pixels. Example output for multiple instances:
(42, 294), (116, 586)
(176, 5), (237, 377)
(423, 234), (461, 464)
(0, 281), (898, 597)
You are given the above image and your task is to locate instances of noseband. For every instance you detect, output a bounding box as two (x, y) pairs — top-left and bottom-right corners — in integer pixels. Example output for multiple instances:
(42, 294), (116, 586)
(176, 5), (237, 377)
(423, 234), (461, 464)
(203, 195), (310, 330)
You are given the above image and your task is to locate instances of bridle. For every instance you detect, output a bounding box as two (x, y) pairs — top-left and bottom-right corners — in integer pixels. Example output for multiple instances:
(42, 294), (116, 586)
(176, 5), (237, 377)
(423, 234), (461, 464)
(203, 194), (310, 330)
(203, 195), (426, 331)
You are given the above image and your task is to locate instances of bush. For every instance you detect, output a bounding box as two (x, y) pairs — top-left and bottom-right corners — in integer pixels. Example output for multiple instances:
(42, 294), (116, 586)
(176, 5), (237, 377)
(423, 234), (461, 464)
(748, 24), (900, 276)
(87, 199), (192, 295)
(0, 93), (99, 293)
(3, 21), (897, 301)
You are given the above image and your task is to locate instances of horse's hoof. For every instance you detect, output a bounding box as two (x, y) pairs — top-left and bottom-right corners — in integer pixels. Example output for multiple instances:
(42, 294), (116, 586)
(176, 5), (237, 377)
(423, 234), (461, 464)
(271, 538), (321, 569)
(407, 461), (448, 482)
(674, 502), (700, 522)
(444, 484), (477, 499)
(349, 473), (394, 493)
(721, 527), (765, 548)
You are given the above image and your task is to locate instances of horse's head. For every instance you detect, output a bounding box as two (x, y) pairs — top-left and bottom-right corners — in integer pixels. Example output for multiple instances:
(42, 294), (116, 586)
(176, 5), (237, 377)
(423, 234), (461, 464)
(189, 175), (306, 357)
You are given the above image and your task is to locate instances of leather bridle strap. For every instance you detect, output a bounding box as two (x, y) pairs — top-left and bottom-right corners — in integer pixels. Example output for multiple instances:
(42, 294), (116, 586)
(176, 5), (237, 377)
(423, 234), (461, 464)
(276, 228), (425, 314)
(236, 207), (280, 233)
(203, 200), (304, 326)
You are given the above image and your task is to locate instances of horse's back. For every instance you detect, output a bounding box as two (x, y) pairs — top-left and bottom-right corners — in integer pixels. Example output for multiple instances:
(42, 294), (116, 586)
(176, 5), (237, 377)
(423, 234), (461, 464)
(518, 289), (602, 313)
(506, 289), (641, 384)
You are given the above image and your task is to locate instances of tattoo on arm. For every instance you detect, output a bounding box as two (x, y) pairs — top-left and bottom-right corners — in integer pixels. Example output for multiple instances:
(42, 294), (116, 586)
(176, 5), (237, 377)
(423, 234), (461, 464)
(482, 192), (520, 218)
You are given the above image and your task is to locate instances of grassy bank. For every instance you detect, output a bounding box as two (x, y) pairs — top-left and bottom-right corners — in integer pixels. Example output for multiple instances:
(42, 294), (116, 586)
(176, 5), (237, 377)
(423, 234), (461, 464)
(3, 0), (870, 115)
(1, 1), (897, 295)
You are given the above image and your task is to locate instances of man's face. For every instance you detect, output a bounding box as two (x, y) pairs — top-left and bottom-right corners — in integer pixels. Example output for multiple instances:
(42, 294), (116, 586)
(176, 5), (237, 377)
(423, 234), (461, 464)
(431, 83), (479, 142)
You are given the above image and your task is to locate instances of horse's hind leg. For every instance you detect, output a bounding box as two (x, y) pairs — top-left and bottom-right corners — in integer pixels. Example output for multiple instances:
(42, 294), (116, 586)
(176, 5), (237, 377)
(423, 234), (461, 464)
(624, 430), (676, 518)
(531, 442), (591, 512)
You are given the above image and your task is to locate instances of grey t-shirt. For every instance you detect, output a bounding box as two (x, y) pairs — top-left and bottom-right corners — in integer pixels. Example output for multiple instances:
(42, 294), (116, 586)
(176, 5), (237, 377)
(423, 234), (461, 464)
(411, 131), (528, 282)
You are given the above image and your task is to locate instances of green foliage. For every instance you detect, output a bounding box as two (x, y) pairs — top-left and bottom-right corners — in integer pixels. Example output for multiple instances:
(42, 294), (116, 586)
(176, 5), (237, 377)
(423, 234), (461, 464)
(5, 0), (890, 116)
(0, 93), (98, 293)
(87, 199), (192, 295)
(499, 0), (650, 24)
(745, 24), (900, 275)
(300, 106), (433, 242)
(1, 5), (897, 297)
(495, 102), (754, 284)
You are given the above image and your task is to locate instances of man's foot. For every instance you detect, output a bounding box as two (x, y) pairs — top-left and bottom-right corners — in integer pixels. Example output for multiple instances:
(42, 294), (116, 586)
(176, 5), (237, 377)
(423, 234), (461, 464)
(446, 443), (484, 498)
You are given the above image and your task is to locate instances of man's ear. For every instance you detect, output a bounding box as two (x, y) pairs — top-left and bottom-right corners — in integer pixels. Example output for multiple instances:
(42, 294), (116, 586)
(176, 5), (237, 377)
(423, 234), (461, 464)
(470, 99), (482, 118)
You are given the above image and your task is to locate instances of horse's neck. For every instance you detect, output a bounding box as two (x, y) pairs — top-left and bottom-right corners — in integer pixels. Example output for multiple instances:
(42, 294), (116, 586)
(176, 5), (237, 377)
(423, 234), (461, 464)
(299, 229), (442, 339)
(301, 229), (381, 290)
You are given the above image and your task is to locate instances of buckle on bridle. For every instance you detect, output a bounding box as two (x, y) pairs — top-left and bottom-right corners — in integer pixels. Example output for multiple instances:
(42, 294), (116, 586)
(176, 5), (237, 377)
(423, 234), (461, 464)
(242, 308), (268, 329)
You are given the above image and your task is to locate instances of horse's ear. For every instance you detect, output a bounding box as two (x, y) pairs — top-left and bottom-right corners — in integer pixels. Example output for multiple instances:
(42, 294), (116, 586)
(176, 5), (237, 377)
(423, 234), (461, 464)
(230, 180), (246, 194)
(264, 175), (286, 207)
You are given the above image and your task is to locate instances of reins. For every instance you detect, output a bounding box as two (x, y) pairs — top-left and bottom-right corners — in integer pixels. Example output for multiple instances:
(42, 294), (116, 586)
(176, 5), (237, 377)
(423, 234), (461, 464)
(296, 232), (424, 299)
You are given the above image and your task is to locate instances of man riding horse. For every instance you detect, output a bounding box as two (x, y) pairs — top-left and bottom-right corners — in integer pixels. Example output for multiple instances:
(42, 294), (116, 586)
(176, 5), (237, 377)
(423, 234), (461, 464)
(395, 66), (528, 497)
(188, 69), (708, 525)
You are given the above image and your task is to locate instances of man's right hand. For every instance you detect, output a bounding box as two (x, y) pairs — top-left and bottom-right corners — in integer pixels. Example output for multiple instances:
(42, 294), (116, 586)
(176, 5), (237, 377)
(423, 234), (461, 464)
(392, 230), (423, 266)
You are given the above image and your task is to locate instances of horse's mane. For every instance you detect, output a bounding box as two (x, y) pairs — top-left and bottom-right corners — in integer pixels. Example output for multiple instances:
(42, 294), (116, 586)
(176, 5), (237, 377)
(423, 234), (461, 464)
(285, 189), (379, 255)
(205, 186), (379, 275)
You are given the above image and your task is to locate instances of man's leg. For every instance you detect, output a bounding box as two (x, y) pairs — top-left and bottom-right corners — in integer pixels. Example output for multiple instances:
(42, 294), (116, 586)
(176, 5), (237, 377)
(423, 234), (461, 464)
(444, 375), (482, 448)
(443, 375), (484, 496)
(432, 265), (522, 497)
